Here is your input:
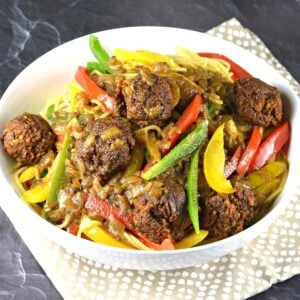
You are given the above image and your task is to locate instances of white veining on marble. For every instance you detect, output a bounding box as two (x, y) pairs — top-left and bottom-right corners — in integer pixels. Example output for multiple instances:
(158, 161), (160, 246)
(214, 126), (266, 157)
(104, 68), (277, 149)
(0, 252), (25, 298)
(0, 217), (48, 299)
(68, 0), (81, 8)
(1, 0), (61, 68)
(38, 20), (62, 44)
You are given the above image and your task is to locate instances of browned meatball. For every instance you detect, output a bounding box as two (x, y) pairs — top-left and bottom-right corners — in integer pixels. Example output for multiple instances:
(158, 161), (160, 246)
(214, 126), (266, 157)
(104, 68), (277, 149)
(122, 70), (173, 127)
(201, 183), (257, 239)
(2, 113), (56, 165)
(230, 78), (282, 127)
(75, 116), (135, 180)
(132, 182), (191, 243)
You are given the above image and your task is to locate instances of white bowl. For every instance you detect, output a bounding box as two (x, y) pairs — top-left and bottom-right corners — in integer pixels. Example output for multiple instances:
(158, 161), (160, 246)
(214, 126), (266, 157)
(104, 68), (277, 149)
(1, 27), (299, 270)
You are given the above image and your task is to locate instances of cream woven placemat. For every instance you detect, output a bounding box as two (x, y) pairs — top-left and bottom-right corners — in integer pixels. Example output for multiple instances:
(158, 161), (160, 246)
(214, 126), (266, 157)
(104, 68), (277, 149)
(1, 18), (300, 300)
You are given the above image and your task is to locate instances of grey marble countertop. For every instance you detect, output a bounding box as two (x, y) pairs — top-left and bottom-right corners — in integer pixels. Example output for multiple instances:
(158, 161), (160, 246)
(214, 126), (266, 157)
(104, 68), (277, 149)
(1, 0), (299, 299)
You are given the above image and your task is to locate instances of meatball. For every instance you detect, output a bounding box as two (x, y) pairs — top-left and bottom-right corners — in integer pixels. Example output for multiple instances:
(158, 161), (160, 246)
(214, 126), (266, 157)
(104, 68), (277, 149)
(75, 116), (135, 180)
(132, 182), (191, 243)
(122, 70), (173, 127)
(2, 113), (56, 165)
(230, 78), (282, 127)
(201, 183), (257, 239)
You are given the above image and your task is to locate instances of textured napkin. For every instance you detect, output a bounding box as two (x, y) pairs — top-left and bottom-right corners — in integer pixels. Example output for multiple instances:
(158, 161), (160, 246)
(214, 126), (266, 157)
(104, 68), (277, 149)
(1, 18), (300, 300)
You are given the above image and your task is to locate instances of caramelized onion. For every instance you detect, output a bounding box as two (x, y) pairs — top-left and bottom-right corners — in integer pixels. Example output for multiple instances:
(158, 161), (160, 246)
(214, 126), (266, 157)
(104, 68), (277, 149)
(110, 139), (125, 150)
(101, 127), (121, 140)
(39, 150), (55, 168)
(107, 215), (126, 240)
(84, 134), (96, 147)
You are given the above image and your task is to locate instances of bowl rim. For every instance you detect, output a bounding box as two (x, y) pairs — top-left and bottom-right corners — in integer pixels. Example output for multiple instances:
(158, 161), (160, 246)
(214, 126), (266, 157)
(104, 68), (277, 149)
(1, 25), (299, 256)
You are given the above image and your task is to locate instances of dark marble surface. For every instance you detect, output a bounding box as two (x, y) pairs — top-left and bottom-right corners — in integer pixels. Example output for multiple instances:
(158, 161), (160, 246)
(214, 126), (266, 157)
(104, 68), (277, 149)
(0, 0), (299, 299)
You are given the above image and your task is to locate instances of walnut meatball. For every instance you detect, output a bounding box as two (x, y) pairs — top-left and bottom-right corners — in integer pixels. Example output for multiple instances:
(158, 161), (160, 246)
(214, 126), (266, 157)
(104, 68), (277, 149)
(2, 113), (56, 165)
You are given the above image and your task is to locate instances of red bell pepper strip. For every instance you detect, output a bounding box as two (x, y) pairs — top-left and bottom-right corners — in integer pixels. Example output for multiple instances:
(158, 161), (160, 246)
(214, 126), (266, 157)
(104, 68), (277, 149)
(224, 146), (242, 178)
(142, 159), (157, 172)
(84, 194), (133, 225)
(199, 53), (252, 80)
(75, 66), (117, 111)
(237, 127), (263, 175)
(67, 223), (79, 236)
(137, 234), (175, 250)
(26, 179), (33, 189)
(132, 229), (175, 250)
(249, 122), (290, 171)
(162, 94), (203, 155)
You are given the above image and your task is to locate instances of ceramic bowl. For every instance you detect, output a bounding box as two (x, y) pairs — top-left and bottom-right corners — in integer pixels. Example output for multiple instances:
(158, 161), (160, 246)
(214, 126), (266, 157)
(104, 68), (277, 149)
(1, 27), (299, 270)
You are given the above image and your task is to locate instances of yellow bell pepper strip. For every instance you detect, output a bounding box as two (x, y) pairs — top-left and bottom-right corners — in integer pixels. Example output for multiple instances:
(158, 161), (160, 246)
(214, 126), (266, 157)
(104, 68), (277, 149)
(142, 120), (208, 180)
(249, 121), (290, 171)
(84, 225), (133, 249)
(46, 134), (72, 208)
(264, 170), (288, 206)
(124, 145), (145, 176)
(114, 48), (155, 65)
(255, 177), (281, 205)
(19, 166), (40, 183)
(175, 230), (208, 249)
(204, 123), (234, 194)
(136, 50), (181, 68)
(89, 35), (111, 73)
(246, 161), (287, 188)
(78, 216), (132, 249)
(114, 48), (184, 71)
(187, 147), (201, 233)
(136, 50), (185, 71)
(22, 181), (49, 203)
(236, 126), (263, 175)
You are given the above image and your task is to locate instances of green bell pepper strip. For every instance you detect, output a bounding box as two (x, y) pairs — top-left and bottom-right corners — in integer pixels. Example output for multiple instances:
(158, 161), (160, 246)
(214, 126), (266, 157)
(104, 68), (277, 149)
(46, 134), (72, 208)
(141, 120), (208, 180)
(45, 104), (55, 119)
(187, 147), (200, 233)
(207, 102), (221, 119)
(89, 35), (111, 74)
(87, 61), (106, 74)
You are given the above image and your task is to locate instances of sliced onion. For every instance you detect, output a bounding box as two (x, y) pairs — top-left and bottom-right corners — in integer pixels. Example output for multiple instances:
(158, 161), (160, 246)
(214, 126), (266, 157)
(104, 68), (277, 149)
(101, 127), (121, 140)
(123, 232), (152, 250)
(108, 215), (125, 240)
